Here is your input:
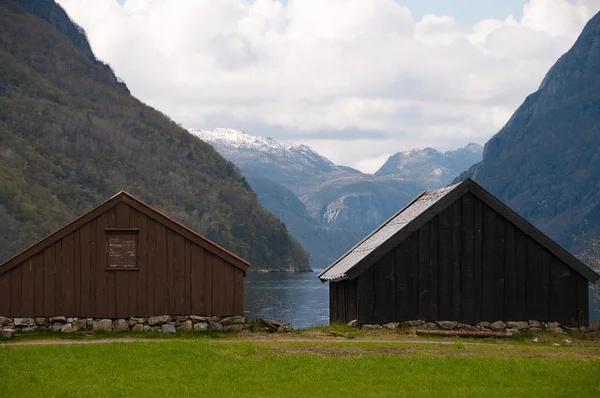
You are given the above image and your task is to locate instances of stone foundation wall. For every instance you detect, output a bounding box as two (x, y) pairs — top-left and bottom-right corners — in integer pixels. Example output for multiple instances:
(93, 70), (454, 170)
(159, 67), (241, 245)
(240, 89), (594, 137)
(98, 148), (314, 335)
(0, 315), (248, 340)
(355, 320), (598, 334)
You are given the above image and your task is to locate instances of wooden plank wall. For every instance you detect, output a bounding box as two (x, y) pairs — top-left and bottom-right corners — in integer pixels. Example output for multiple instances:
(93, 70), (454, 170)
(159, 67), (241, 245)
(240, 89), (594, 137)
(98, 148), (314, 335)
(330, 278), (357, 324)
(342, 192), (589, 326)
(0, 202), (244, 318)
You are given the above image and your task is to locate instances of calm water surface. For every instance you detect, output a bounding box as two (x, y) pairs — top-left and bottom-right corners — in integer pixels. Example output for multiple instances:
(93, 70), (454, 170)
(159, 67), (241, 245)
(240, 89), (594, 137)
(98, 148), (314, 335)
(244, 270), (329, 329)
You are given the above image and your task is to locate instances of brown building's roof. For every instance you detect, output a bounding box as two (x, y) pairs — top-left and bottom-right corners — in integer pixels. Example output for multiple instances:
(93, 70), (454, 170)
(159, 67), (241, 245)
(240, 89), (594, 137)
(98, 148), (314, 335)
(0, 191), (251, 276)
(318, 179), (599, 283)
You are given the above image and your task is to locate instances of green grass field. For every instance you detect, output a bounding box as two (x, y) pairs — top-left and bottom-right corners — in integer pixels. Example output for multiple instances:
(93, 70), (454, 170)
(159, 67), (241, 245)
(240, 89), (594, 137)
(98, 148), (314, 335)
(1, 337), (599, 397)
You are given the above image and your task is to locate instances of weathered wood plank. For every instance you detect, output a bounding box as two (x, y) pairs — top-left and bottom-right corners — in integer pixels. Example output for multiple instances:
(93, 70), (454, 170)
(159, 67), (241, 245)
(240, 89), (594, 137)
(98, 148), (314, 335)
(233, 268), (244, 317)
(437, 206), (453, 321)
(43, 245), (56, 315)
(539, 248), (551, 321)
(550, 258), (576, 325)
(224, 260), (235, 316)
(0, 273), (10, 316)
(429, 216), (439, 320)
(575, 275), (589, 323)
(79, 222), (91, 317)
(394, 240), (410, 321)
(173, 233), (186, 315)
(461, 193), (475, 323)
(54, 239), (62, 315)
(165, 228), (175, 314)
(357, 264), (375, 324)
(374, 251), (395, 324)
(127, 208), (139, 317)
(191, 245), (205, 315)
(21, 259), (35, 316)
(184, 239), (192, 315)
(105, 208), (117, 318)
(417, 224), (430, 320)
(88, 219), (97, 318)
(10, 265), (22, 317)
(492, 215), (506, 320)
(146, 217), (157, 316)
(33, 252), (44, 316)
(481, 204), (497, 321)
(330, 283), (338, 323)
(526, 238), (544, 320)
(452, 200), (462, 321)
(73, 229), (81, 316)
(203, 249), (213, 315)
(212, 256), (226, 315)
(514, 229), (527, 320)
(154, 222), (168, 315)
(473, 197), (483, 322)
(504, 222), (518, 320)
(61, 232), (75, 316)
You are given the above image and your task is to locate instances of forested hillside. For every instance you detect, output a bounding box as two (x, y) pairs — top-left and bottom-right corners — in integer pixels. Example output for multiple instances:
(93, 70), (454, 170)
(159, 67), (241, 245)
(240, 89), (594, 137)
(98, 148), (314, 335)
(0, 0), (310, 271)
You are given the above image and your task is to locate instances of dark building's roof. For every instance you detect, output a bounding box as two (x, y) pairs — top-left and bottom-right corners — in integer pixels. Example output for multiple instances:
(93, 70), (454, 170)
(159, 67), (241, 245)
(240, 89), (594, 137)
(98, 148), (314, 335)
(318, 178), (599, 283)
(0, 191), (251, 276)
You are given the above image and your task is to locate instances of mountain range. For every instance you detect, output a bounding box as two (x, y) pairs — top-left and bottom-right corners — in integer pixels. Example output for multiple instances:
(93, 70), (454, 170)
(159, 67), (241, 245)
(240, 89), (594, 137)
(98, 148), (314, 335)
(192, 128), (482, 268)
(0, 0), (309, 271)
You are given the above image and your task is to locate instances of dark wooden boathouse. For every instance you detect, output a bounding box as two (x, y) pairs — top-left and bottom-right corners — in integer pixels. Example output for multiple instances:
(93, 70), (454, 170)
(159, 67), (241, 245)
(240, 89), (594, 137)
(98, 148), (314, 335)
(0, 191), (250, 319)
(319, 179), (599, 326)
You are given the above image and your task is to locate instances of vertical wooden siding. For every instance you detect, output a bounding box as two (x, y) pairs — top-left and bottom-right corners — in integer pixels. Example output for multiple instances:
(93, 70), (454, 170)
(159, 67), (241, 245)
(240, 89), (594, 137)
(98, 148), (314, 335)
(0, 202), (244, 318)
(336, 192), (589, 326)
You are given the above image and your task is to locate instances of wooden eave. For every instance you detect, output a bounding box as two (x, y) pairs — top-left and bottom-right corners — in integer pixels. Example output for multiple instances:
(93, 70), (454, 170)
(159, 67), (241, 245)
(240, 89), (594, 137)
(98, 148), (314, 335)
(0, 191), (251, 276)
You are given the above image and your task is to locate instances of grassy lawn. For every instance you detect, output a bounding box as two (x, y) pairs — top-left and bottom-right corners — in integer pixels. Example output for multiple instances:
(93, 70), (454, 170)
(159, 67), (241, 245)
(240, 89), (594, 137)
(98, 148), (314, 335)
(1, 337), (599, 397)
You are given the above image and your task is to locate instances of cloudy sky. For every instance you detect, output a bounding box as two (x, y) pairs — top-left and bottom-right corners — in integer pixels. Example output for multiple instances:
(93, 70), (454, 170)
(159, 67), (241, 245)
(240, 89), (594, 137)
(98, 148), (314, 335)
(57, 0), (599, 173)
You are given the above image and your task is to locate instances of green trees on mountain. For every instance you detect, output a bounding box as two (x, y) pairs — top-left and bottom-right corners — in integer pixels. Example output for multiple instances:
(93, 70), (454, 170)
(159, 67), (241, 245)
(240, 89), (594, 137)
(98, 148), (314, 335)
(0, 1), (310, 271)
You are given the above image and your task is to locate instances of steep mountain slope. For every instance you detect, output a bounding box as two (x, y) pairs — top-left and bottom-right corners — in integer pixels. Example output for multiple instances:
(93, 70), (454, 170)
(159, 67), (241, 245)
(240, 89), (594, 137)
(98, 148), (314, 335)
(457, 11), (600, 247)
(375, 143), (483, 187)
(243, 172), (361, 268)
(0, 0), (309, 271)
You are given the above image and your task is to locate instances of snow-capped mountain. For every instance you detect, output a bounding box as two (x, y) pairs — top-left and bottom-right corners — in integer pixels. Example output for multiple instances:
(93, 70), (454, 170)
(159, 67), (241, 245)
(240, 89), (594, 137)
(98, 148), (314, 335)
(375, 143), (483, 186)
(191, 128), (483, 268)
(190, 128), (355, 192)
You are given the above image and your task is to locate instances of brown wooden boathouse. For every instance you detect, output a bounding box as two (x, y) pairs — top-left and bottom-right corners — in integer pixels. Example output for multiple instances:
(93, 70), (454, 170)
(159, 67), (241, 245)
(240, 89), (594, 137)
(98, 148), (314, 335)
(0, 191), (250, 319)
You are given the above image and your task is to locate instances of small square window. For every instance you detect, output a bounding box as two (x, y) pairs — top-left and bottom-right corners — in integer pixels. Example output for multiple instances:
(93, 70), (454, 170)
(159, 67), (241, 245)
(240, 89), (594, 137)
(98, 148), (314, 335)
(107, 232), (138, 269)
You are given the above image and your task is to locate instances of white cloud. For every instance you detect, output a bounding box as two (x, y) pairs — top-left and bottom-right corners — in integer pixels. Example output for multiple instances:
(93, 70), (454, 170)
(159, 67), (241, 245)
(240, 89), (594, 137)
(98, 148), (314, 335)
(56, 0), (598, 173)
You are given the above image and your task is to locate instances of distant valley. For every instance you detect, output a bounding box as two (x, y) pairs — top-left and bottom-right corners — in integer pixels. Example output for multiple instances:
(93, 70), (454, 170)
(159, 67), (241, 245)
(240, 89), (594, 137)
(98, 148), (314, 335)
(192, 128), (482, 268)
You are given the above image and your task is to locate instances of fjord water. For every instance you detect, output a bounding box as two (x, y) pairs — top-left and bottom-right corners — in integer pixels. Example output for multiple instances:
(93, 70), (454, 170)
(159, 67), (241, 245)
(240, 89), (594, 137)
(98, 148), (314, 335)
(244, 270), (329, 329)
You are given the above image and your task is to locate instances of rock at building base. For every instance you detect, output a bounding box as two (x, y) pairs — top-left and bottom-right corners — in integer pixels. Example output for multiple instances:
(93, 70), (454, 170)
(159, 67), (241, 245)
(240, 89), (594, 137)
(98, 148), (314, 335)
(161, 323), (176, 334)
(401, 320), (425, 328)
(61, 324), (78, 334)
(347, 320), (359, 328)
(529, 320), (542, 328)
(1, 329), (13, 340)
(148, 315), (173, 326)
(113, 319), (130, 332)
(13, 318), (35, 327)
(221, 316), (246, 326)
(129, 317), (147, 325)
(190, 315), (210, 323)
(506, 328), (519, 335)
(180, 320), (193, 331)
(131, 324), (144, 332)
(35, 318), (49, 327)
(0, 316), (12, 326)
(49, 316), (67, 324)
(362, 324), (382, 331)
(547, 322), (561, 329)
(424, 322), (440, 330)
(383, 322), (399, 330)
(93, 319), (113, 332)
(490, 321), (507, 331)
(507, 321), (529, 330)
(438, 321), (457, 330)
(456, 323), (478, 331)
(194, 322), (208, 331)
(209, 321), (224, 332)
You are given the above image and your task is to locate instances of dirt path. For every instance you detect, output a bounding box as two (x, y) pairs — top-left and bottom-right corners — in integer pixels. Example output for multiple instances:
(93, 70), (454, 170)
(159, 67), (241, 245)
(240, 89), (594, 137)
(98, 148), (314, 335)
(0, 337), (521, 347)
